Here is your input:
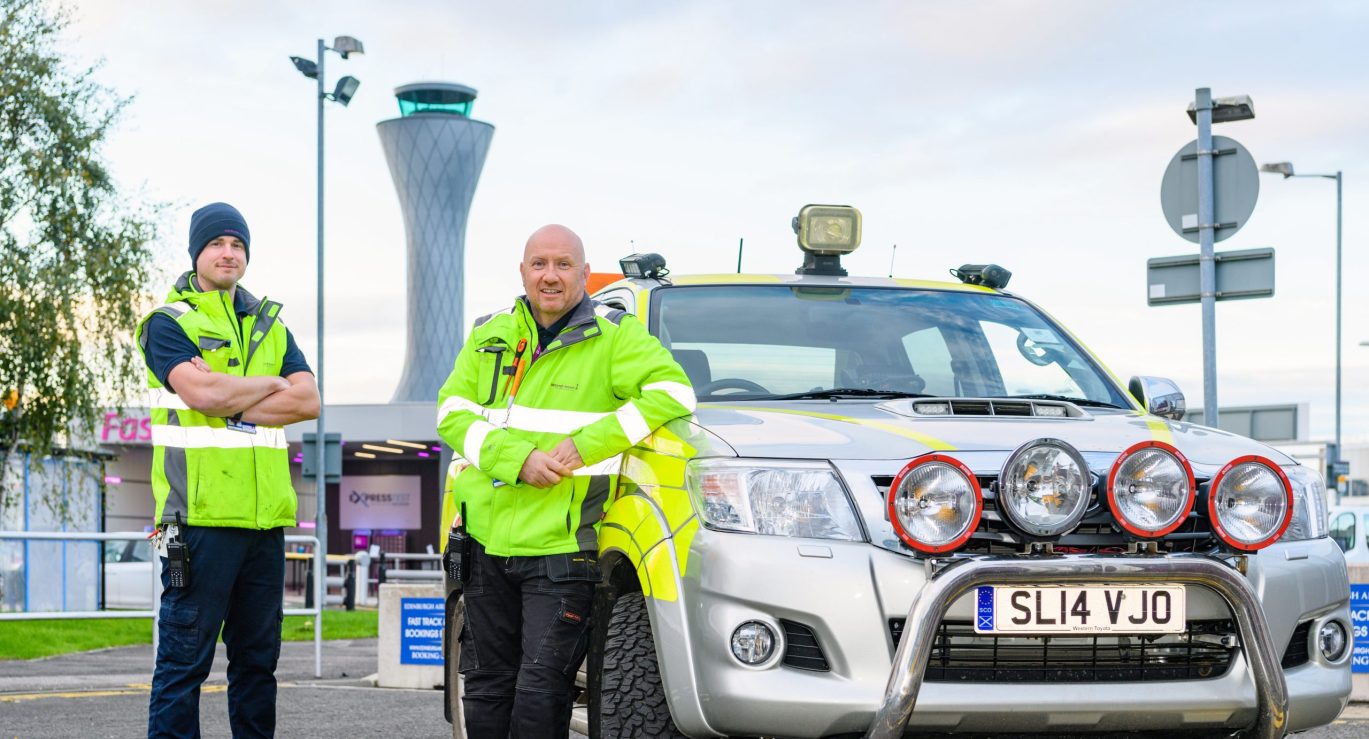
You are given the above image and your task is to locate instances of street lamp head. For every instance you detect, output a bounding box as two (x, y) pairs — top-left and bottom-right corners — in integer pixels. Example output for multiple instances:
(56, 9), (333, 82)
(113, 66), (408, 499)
(290, 56), (319, 79)
(1187, 94), (1255, 124)
(1260, 162), (1295, 179)
(332, 35), (365, 59)
(331, 76), (361, 106)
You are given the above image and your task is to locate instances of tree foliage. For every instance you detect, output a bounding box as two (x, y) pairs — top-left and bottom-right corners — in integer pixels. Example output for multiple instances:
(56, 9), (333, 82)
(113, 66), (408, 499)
(0, 0), (161, 512)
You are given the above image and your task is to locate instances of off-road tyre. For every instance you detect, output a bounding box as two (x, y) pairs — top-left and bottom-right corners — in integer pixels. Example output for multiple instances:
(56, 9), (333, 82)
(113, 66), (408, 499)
(593, 591), (686, 738)
(444, 596), (466, 738)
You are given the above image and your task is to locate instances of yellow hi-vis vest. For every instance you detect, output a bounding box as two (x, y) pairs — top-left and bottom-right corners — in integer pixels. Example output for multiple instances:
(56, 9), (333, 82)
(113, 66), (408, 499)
(134, 272), (296, 528)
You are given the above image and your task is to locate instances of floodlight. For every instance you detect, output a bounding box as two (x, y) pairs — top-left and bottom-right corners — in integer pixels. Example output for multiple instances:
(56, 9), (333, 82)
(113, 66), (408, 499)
(1186, 94), (1255, 124)
(332, 76), (361, 106)
(290, 56), (319, 79)
(1260, 162), (1295, 179)
(332, 36), (365, 59)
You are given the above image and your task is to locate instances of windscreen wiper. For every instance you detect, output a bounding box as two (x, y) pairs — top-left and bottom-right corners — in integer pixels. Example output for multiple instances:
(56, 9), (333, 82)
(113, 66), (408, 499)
(766, 388), (937, 401)
(1005, 393), (1125, 409)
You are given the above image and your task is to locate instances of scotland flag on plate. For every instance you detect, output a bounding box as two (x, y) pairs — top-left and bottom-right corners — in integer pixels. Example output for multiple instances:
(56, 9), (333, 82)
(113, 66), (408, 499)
(976, 586), (995, 631)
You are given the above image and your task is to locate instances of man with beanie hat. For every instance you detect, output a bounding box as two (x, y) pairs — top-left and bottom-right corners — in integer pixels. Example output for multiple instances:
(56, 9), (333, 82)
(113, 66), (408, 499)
(136, 202), (319, 739)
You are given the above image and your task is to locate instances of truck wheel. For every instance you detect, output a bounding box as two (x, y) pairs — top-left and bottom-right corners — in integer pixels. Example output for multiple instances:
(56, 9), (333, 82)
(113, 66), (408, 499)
(592, 591), (686, 738)
(444, 597), (466, 738)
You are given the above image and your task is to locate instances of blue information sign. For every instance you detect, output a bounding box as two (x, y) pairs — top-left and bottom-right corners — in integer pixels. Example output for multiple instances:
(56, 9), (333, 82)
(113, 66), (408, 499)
(400, 597), (445, 666)
(1351, 584), (1369, 673)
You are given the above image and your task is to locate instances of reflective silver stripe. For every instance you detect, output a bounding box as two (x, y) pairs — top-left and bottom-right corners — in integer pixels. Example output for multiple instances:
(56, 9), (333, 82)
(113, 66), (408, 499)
(573, 455), (621, 477)
(151, 424), (288, 450)
(643, 380), (696, 413)
(147, 388), (190, 410)
(464, 421), (495, 469)
(615, 401), (651, 445)
(506, 405), (607, 434)
(438, 396), (485, 423)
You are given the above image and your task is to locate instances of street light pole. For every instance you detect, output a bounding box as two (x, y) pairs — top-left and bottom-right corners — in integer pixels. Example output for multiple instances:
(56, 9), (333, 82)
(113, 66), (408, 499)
(314, 42), (327, 675)
(1260, 162), (1344, 494)
(291, 35), (363, 679)
(1194, 88), (1219, 428)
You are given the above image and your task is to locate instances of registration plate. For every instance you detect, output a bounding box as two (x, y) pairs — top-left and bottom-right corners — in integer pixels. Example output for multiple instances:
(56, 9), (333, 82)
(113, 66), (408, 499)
(974, 585), (1185, 634)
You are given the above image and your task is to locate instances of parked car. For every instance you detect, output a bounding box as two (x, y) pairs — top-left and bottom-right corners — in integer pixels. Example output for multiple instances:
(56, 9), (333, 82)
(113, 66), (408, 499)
(103, 538), (153, 609)
(442, 205), (1349, 738)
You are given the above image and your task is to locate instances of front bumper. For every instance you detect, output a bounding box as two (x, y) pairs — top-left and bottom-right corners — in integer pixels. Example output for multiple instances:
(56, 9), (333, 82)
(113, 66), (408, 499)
(662, 534), (1349, 738)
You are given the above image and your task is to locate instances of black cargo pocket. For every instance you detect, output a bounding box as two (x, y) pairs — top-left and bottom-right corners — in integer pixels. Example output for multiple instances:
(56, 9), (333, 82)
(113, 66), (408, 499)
(158, 602), (201, 665)
(544, 552), (603, 584)
(457, 612), (480, 672)
(533, 598), (591, 676)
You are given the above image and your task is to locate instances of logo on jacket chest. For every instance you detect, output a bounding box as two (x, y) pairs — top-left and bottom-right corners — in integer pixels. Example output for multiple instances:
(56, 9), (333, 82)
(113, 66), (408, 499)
(550, 382), (579, 392)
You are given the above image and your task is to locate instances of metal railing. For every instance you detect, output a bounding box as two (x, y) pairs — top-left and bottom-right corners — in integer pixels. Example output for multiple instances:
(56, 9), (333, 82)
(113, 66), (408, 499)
(0, 530), (327, 678)
(377, 551), (443, 584)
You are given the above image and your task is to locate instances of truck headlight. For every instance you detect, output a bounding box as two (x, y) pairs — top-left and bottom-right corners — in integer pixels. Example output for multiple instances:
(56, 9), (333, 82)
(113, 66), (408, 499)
(1281, 464), (1328, 541)
(685, 459), (863, 541)
(887, 454), (982, 553)
(998, 438), (1092, 538)
(1206, 455), (1293, 552)
(1106, 441), (1195, 538)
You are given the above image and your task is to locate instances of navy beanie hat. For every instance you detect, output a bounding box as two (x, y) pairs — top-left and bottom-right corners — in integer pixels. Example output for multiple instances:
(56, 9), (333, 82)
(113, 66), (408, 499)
(188, 202), (251, 267)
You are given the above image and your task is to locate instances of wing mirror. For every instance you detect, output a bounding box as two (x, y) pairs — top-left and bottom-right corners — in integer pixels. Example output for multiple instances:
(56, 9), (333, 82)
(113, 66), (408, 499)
(1128, 376), (1186, 421)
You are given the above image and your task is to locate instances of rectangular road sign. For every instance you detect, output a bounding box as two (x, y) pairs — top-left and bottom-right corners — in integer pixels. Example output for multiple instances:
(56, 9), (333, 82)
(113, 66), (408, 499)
(1147, 247), (1274, 306)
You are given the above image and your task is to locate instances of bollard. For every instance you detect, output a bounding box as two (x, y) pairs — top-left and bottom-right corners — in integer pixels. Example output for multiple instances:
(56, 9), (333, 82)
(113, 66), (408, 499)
(344, 560), (356, 611)
(305, 565), (315, 609)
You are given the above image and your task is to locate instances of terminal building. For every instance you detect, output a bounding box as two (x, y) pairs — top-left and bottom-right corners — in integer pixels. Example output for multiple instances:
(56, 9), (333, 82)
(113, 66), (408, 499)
(101, 82), (494, 557)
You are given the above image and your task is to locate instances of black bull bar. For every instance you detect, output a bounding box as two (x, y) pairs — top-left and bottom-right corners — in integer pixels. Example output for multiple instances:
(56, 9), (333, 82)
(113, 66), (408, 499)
(864, 554), (1289, 739)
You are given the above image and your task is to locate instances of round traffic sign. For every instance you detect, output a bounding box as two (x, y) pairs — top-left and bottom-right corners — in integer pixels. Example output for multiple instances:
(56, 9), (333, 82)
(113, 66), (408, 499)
(1160, 135), (1259, 244)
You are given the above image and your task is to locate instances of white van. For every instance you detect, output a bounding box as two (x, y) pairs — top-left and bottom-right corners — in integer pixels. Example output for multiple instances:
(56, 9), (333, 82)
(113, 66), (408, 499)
(1328, 505), (1369, 564)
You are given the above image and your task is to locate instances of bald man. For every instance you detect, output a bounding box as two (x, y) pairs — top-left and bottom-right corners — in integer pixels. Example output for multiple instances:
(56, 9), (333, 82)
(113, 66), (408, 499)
(436, 225), (695, 737)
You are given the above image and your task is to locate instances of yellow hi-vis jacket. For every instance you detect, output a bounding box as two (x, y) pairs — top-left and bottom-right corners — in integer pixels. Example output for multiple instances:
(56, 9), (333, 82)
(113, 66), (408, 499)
(134, 272), (296, 528)
(436, 297), (695, 557)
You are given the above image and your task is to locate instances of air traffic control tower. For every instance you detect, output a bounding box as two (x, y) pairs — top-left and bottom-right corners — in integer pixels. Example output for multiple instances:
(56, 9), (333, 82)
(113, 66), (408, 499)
(377, 82), (494, 402)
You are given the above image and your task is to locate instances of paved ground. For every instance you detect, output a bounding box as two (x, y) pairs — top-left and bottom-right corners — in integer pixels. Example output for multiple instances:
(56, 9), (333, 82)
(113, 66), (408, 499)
(0, 639), (1363, 737)
(0, 638), (588, 739)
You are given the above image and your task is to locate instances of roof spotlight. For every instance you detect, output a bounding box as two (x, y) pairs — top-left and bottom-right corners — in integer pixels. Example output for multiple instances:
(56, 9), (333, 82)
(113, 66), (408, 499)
(951, 263), (1012, 290)
(619, 253), (668, 280)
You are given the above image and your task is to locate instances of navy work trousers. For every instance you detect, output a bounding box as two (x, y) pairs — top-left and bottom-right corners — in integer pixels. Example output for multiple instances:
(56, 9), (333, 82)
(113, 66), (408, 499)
(148, 526), (285, 739)
(460, 541), (597, 739)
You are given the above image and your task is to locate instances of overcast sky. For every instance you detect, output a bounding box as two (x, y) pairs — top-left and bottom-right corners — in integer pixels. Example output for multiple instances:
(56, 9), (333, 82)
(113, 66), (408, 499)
(64, 0), (1367, 444)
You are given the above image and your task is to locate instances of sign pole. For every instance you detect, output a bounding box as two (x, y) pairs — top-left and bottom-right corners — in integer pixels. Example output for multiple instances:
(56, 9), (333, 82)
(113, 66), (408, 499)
(1194, 88), (1218, 428)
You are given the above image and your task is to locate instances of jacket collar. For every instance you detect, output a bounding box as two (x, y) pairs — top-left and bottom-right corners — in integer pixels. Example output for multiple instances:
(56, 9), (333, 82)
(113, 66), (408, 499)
(171, 271), (263, 315)
(516, 295), (601, 353)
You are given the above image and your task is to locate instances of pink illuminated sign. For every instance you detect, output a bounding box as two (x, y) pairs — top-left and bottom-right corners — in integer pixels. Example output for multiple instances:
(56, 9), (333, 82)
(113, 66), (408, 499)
(101, 412), (152, 445)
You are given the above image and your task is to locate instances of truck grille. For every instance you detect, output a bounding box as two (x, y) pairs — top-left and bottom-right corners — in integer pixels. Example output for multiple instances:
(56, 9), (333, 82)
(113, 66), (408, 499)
(1280, 620), (1311, 669)
(872, 474), (1218, 554)
(780, 620), (830, 671)
(889, 619), (1238, 682)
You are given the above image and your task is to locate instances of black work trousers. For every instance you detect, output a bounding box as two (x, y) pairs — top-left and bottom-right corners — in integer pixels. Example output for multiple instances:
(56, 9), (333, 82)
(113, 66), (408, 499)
(459, 540), (598, 739)
(148, 526), (284, 739)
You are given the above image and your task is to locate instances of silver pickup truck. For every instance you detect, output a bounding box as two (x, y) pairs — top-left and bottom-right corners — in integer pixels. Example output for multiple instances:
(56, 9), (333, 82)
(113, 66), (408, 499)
(443, 205), (1350, 738)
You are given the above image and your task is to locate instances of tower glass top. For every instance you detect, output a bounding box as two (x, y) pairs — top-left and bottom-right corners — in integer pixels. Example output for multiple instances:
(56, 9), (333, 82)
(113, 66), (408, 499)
(394, 82), (478, 117)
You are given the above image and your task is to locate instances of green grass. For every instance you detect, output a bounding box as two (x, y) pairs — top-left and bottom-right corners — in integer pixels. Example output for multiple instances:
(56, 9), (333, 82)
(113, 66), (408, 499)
(0, 608), (378, 661)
